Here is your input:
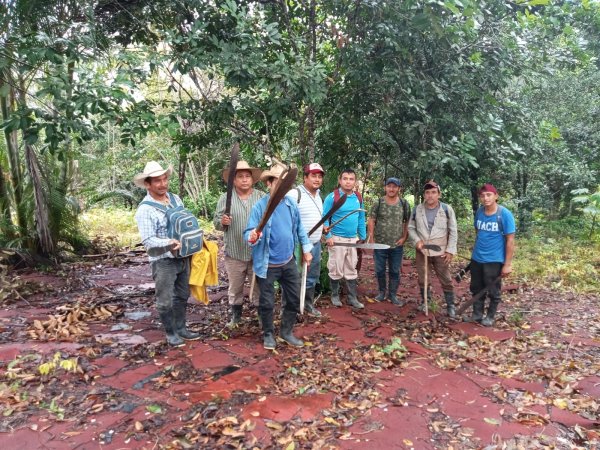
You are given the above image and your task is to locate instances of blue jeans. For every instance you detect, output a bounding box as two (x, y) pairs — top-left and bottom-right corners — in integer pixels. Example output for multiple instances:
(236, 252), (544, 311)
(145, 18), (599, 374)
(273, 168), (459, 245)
(305, 243), (322, 289)
(374, 246), (404, 290)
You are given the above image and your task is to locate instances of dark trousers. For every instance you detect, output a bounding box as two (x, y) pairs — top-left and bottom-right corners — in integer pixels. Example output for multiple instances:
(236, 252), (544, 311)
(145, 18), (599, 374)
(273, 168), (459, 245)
(470, 261), (502, 306)
(374, 246), (404, 285)
(151, 258), (190, 314)
(256, 259), (301, 334)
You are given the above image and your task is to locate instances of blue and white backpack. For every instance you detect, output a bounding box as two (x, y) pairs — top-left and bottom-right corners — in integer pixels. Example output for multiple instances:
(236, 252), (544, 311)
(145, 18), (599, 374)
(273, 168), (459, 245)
(142, 193), (204, 257)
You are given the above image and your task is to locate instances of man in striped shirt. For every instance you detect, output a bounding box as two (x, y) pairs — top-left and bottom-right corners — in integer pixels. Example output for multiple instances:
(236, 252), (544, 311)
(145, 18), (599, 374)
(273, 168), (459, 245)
(286, 163), (325, 316)
(214, 161), (264, 327)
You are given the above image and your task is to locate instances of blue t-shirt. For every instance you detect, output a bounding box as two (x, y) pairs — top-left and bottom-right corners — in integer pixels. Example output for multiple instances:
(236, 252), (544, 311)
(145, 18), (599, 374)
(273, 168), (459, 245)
(268, 202), (295, 265)
(472, 205), (516, 264)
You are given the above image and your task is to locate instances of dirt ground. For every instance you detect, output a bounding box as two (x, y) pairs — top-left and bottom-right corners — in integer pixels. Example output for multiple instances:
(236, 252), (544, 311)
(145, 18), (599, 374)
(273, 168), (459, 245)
(1, 236), (599, 449)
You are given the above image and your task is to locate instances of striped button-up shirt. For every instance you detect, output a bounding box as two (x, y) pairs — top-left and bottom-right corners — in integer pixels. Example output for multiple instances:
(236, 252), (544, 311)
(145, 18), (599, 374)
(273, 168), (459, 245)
(213, 188), (264, 261)
(134, 192), (184, 262)
(286, 185), (323, 244)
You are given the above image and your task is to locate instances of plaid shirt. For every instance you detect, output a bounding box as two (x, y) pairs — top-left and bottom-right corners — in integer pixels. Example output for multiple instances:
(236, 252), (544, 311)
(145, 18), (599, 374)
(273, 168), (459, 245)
(135, 192), (183, 262)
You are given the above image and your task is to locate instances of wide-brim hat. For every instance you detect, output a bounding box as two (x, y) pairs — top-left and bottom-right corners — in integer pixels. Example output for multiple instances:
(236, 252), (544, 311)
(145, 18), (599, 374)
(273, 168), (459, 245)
(260, 164), (288, 181)
(222, 161), (262, 184)
(133, 161), (173, 188)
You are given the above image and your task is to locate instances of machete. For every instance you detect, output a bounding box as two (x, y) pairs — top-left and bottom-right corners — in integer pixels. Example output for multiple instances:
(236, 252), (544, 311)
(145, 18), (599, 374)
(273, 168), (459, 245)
(456, 276), (502, 316)
(333, 242), (391, 250)
(326, 208), (367, 231)
(223, 142), (240, 232)
(308, 193), (347, 237)
(250, 165), (299, 243)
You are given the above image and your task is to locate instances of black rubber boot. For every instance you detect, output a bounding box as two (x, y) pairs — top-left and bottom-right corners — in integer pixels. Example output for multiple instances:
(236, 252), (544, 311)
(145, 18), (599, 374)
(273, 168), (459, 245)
(263, 332), (276, 350)
(444, 291), (456, 319)
(330, 278), (342, 307)
(173, 302), (200, 340)
(280, 311), (304, 347)
(375, 275), (386, 301)
(159, 311), (184, 346)
(464, 297), (485, 323)
(227, 304), (243, 328)
(346, 279), (364, 309)
(481, 299), (499, 327)
(304, 287), (321, 316)
(388, 278), (403, 305)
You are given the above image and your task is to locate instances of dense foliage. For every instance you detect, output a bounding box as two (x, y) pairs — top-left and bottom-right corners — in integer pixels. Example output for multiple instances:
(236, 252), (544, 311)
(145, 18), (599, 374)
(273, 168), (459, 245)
(1, 0), (599, 258)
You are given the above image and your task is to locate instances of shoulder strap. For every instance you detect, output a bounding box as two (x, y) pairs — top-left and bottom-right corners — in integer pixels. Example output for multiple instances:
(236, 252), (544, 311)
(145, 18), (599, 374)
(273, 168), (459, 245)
(496, 205), (504, 234)
(333, 188), (340, 203)
(440, 202), (449, 220)
(140, 200), (167, 212)
(401, 198), (410, 223)
(296, 187), (301, 204)
(356, 191), (363, 204)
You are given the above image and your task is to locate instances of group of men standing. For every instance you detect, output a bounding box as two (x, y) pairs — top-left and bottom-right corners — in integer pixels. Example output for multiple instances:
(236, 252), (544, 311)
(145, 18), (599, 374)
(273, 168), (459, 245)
(134, 159), (516, 349)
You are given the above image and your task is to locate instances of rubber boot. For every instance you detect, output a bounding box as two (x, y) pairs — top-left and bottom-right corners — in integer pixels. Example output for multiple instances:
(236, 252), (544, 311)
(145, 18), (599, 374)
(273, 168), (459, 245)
(330, 278), (342, 307)
(263, 332), (276, 350)
(444, 291), (456, 319)
(172, 303), (200, 340)
(481, 299), (499, 327)
(304, 287), (321, 316)
(464, 297), (485, 323)
(388, 278), (403, 305)
(159, 311), (184, 346)
(280, 311), (304, 347)
(375, 275), (386, 302)
(227, 304), (243, 328)
(259, 307), (275, 349)
(346, 279), (364, 309)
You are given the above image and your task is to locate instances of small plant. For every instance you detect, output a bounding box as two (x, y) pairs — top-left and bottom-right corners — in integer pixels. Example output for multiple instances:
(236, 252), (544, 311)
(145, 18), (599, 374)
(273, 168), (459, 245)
(381, 337), (407, 357)
(41, 397), (65, 420)
(571, 187), (600, 238)
(508, 310), (525, 327)
(38, 352), (79, 376)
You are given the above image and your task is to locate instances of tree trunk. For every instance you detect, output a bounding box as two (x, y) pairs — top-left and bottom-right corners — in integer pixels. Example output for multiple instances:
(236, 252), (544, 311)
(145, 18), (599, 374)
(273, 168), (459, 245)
(0, 147), (13, 237)
(0, 78), (26, 232)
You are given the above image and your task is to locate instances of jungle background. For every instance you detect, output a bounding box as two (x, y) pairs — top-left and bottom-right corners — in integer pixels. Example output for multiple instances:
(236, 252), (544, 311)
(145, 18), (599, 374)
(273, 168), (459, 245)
(1, 2), (600, 449)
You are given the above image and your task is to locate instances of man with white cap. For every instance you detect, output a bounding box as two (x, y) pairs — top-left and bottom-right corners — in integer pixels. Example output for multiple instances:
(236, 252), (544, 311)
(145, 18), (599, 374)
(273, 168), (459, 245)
(134, 161), (200, 346)
(285, 163), (326, 316)
(213, 161), (264, 327)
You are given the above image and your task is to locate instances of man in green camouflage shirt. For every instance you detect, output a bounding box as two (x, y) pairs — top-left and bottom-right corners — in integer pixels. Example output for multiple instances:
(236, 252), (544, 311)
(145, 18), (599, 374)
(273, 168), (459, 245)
(367, 178), (411, 305)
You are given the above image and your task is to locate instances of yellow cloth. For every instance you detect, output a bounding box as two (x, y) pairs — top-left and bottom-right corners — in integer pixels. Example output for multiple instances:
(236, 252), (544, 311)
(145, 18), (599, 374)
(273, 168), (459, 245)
(189, 240), (218, 304)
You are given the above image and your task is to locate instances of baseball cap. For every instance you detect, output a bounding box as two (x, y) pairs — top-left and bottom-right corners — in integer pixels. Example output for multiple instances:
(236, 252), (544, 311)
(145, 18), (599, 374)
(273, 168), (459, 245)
(385, 177), (401, 186)
(479, 183), (498, 195)
(423, 180), (441, 192)
(303, 163), (324, 175)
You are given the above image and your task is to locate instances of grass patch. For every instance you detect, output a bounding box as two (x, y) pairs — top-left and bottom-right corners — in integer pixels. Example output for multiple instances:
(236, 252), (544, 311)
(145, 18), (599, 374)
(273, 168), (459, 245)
(81, 207), (140, 249)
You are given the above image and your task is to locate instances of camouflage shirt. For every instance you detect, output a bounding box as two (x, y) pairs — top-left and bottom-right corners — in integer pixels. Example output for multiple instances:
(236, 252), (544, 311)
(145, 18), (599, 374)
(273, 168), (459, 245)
(369, 198), (411, 247)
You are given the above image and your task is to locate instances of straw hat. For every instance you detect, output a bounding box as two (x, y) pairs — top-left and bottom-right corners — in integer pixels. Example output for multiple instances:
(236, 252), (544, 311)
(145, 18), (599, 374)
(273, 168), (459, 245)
(222, 161), (262, 184)
(133, 161), (173, 188)
(260, 164), (289, 181)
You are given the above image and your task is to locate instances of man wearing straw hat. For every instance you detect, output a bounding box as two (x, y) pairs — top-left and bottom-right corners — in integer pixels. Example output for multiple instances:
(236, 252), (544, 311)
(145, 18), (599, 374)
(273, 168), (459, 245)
(245, 164), (313, 350)
(214, 161), (264, 327)
(134, 161), (200, 346)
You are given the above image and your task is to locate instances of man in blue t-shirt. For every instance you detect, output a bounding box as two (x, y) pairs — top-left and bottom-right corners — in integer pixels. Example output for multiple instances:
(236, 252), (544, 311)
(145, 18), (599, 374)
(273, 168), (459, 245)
(467, 183), (516, 326)
(323, 169), (367, 309)
(245, 164), (313, 350)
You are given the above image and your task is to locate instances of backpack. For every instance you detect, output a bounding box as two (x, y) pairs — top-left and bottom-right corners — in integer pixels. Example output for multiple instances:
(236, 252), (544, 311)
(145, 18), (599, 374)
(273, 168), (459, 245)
(141, 193), (204, 257)
(411, 202), (450, 221)
(376, 197), (411, 223)
(475, 205), (504, 234)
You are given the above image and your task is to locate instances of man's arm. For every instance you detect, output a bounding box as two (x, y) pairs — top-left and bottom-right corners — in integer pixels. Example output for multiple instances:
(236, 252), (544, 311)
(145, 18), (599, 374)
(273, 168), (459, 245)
(243, 201), (264, 246)
(135, 207), (173, 250)
(213, 194), (227, 231)
(367, 217), (376, 243)
(502, 233), (515, 277)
